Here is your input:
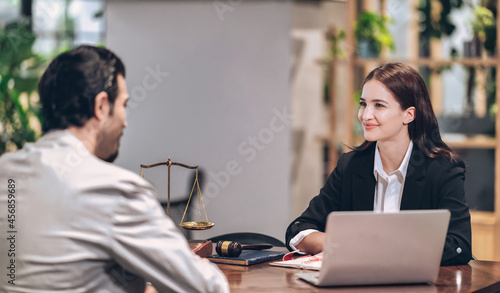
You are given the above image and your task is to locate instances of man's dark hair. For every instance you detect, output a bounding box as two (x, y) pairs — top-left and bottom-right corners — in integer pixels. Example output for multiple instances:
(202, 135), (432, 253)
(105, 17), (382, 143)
(38, 45), (126, 132)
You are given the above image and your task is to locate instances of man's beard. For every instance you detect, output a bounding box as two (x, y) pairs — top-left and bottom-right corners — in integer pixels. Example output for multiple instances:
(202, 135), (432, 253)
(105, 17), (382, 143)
(104, 151), (119, 163)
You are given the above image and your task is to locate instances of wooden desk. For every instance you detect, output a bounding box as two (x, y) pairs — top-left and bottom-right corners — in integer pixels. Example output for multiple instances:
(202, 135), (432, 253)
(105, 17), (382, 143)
(216, 260), (500, 292)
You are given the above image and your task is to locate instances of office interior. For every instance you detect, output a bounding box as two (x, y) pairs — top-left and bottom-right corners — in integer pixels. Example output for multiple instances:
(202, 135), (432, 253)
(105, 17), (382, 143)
(1, 0), (499, 261)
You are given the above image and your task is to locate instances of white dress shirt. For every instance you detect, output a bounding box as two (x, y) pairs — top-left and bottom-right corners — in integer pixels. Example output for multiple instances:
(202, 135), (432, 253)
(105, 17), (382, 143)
(0, 130), (229, 293)
(373, 141), (413, 212)
(289, 141), (413, 251)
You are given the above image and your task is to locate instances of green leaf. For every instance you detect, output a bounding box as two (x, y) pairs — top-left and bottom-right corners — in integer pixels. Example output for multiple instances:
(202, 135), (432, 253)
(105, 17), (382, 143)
(354, 11), (395, 53)
(0, 18), (43, 155)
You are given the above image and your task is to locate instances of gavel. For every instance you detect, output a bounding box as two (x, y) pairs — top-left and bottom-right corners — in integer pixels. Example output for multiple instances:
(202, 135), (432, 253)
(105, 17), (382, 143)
(215, 240), (273, 257)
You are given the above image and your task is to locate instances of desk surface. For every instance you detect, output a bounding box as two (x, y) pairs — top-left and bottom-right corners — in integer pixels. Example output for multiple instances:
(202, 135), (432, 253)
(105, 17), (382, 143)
(216, 260), (500, 292)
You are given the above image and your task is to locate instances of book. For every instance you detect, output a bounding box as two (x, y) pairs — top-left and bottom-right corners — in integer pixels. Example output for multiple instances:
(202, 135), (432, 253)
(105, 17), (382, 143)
(269, 253), (322, 270)
(207, 250), (286, 266)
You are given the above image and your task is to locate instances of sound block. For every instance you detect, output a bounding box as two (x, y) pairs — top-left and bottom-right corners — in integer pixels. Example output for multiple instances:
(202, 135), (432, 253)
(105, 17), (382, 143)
(189, 240), (213, 258)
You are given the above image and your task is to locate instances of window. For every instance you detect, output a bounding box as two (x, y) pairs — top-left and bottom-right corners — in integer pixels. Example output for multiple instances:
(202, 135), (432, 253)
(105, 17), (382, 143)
(33, 0), (106, 56)
(0, 0), (21, 24)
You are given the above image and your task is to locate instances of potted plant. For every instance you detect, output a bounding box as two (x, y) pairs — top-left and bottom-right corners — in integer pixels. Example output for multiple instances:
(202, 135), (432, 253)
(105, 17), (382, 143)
(323, 27), (346, 104)
(464, 6), (495, 57)
(438, 5), (496, 137)
(459, 6), (496, 124)
(354, 11), (395, 58)
(0, 18), (44, 155)
(471, 6), (495, 45)
(327, 27), (346, 59)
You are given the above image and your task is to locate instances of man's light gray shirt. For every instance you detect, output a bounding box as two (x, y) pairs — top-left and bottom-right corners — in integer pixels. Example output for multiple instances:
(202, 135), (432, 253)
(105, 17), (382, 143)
(0, 130), (229, 293)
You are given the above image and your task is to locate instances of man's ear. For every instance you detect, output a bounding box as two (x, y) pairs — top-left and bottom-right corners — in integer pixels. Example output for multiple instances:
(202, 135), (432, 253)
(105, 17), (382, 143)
(404, 106), (416, 125)
(94, 91), (110, 121)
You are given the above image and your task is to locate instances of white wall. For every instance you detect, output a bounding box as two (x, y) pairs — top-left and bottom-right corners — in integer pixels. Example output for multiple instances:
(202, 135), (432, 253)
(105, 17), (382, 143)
(107, 1), (291, 241)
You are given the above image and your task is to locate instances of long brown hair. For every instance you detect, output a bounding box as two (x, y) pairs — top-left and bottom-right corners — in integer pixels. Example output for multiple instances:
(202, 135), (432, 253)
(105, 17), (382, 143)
(354, 63), (455, 159)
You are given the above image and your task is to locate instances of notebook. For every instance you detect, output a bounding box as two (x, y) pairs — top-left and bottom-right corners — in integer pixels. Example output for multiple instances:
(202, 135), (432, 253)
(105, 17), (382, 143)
(270, 252), (323, 270)
(296, 209), (450, 287)
(207, 250), (285, 266)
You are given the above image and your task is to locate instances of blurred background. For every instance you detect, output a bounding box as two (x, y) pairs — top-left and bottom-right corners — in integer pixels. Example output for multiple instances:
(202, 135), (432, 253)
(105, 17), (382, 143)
(1, 0), (499, 261)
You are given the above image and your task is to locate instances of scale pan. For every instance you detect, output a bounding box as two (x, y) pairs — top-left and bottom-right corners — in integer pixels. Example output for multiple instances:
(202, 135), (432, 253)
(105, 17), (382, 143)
(180, 221), (215, 230)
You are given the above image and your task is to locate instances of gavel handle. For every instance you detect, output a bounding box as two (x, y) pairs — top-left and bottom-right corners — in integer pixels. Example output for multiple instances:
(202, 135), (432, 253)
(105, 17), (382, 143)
(241, 244), (273, 250)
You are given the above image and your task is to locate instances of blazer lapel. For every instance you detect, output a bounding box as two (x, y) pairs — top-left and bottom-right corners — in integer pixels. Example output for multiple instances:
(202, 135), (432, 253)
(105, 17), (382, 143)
(352, 145), (376, 210)
(400, 147), (426, 210)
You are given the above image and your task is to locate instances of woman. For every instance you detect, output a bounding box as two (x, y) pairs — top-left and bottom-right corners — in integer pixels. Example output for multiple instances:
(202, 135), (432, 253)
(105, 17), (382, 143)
(285, 63), (472, 266)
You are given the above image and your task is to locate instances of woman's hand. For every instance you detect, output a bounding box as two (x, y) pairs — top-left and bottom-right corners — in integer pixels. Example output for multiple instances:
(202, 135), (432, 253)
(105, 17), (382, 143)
(295, 231), (325, 255)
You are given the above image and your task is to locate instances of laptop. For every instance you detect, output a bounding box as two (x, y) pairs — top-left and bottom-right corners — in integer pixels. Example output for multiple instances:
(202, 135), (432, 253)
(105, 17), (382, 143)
(296, 209), (450, 287)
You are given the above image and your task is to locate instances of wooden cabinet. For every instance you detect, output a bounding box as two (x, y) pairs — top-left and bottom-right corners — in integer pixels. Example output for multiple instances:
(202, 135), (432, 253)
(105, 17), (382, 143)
(328, 0), (500, 260)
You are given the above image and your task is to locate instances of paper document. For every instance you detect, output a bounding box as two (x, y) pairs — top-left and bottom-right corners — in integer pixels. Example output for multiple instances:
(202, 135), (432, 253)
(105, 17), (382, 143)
(270, 253), (323, 270)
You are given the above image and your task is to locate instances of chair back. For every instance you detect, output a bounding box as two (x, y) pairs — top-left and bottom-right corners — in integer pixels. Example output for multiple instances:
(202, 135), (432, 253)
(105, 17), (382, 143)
(208, 232), (285, 247)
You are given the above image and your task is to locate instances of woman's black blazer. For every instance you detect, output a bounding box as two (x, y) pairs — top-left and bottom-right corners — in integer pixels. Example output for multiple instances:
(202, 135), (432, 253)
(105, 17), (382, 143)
(286, 143), (472, 266)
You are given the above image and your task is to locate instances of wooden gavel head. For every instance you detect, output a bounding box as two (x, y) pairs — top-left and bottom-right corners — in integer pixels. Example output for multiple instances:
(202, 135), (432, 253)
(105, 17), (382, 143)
(215, 241), (274, 257)
(216, 241), (243, 257)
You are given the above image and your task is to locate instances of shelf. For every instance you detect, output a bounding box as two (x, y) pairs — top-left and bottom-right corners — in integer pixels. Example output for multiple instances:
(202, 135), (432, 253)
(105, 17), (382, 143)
(318, 57), (500, 68)
(442, 134), (497, 149)
(470, 210), (496, 226)
(323, 133), (497, 149)
(353, 57), (500, 67)
(325, 0), (500, 260)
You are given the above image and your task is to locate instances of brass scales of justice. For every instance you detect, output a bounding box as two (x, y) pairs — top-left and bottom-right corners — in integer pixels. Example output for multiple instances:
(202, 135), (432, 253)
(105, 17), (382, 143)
(139, 157), (214, 230)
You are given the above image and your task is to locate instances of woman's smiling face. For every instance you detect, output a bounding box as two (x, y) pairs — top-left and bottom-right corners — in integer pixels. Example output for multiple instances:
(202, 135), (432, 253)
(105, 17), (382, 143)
(358, 80), (414, 143)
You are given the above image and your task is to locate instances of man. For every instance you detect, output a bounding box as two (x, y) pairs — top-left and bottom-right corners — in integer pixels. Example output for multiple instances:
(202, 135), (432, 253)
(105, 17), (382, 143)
(0, 45), (229, 292)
